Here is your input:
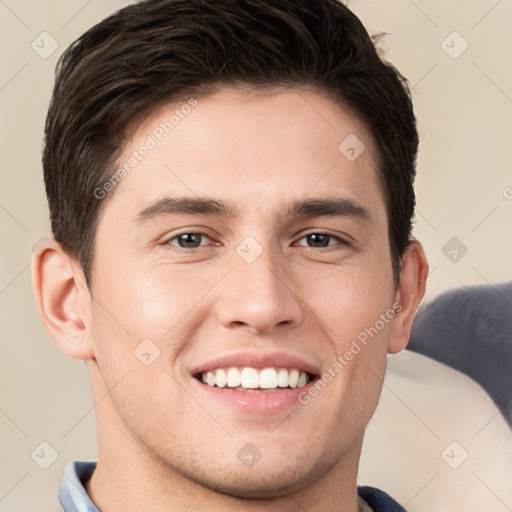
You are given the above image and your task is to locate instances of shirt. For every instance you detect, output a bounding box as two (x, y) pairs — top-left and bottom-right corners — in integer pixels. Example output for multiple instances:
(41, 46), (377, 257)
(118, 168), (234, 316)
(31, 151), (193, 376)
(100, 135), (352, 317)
(59, 460), (407, 512)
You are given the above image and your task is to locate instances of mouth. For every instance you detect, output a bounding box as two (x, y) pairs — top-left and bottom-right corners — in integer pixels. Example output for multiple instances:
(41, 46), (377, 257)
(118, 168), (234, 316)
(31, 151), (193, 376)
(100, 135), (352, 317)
(191, 367), (320, 413)
(193, 366), (318, 392)
(189, 351), (321, 413)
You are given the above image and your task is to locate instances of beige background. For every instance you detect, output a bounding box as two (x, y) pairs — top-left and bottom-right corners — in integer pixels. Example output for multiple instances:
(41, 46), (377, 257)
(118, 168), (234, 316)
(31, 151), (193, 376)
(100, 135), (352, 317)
(0, 0), (511, 510)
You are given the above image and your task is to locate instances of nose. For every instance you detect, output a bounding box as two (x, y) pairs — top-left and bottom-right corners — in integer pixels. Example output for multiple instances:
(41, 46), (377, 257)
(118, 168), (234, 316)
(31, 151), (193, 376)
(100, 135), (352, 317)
(215, 241), (304, 334)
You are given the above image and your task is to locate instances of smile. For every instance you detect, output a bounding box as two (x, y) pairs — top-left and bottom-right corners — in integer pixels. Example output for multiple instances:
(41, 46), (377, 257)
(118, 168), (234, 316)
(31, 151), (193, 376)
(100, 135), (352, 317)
(195, 366), (313, 392)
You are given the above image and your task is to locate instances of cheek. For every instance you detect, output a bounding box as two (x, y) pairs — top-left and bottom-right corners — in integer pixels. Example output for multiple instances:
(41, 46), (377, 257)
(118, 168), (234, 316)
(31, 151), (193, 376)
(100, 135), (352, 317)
(89, 259), (225, 393)
(296, 254), (393, 414)
(88, 267), (200, 424)
(93, 259), (216, 339)
(298, 254), (395, 346)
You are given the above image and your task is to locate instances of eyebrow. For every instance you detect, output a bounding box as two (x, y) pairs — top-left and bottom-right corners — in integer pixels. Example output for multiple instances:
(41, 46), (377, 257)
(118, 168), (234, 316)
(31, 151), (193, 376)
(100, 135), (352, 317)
(134, 195), (373, 225)
(135, 196), (237, 223)
(287, 197), (372, 224)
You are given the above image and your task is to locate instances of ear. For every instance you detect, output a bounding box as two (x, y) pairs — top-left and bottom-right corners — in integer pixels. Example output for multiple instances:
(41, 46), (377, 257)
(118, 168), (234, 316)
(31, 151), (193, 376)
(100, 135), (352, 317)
(388, 239), (429, 354)
(31, 236), (94, 360)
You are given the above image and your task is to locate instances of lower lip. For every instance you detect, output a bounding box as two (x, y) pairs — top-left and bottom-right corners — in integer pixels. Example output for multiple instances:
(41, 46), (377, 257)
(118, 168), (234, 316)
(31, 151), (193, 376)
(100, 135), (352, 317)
(191, 376), (318, 414)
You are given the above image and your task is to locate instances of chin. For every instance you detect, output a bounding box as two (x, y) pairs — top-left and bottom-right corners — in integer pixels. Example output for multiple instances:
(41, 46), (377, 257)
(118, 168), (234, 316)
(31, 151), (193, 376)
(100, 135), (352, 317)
(196, 473), (304, 499)
(181, 456), (331, 500)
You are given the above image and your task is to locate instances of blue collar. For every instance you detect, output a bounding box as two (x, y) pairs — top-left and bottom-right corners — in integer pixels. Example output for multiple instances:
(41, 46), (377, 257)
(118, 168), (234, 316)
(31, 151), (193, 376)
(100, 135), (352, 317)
(59, 461), (99, 511)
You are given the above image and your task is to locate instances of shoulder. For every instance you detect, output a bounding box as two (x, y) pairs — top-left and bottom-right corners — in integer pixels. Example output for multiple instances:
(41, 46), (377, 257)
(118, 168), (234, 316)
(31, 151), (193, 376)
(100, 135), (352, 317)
(358, 485), (407, 512)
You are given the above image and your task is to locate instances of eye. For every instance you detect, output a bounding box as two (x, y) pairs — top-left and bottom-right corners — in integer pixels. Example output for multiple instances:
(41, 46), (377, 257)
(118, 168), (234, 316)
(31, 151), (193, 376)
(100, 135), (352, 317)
(167, 232), (213, 249)
(296, 233), (348, 248)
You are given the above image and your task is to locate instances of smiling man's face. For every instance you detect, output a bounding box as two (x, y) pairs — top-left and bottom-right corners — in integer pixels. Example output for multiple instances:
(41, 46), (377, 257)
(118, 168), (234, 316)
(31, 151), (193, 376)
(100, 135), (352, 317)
(73, 86), (419, 499)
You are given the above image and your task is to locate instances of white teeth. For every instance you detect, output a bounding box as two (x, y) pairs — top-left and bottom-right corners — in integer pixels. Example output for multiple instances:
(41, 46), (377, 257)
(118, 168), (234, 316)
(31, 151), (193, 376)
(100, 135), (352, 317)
(215, 369), (227, 388)
(277, 368), (289, 387)
(227, 367), (241, 387)
(240, 368), (259, 388)
(206, 371), (216, 387)
(199, 367), (311, 390)
(289, 368), (299, 388)
(259, 368), (277, 389)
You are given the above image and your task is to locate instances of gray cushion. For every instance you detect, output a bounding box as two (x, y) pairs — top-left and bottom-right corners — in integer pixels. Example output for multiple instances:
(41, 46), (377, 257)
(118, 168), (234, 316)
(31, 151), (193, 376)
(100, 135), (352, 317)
(408, 282), (512, 427)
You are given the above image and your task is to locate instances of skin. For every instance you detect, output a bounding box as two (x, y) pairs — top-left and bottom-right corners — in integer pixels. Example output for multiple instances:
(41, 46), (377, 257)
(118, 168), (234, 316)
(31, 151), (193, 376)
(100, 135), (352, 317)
(32, 86), (428, 512)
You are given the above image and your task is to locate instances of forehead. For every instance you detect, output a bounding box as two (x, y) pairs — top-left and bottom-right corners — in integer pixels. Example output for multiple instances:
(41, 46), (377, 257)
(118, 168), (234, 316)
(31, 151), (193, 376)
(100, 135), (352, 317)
(102, 85), (385, 224)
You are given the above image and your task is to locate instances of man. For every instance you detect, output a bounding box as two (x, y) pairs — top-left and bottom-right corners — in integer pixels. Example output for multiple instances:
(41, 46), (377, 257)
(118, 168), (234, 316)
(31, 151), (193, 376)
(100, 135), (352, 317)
(32, 0), (428, 510)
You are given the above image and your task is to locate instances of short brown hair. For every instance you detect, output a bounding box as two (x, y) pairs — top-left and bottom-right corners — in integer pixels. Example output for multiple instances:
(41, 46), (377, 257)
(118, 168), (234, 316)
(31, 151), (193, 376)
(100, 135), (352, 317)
(43, 0), (418, 290)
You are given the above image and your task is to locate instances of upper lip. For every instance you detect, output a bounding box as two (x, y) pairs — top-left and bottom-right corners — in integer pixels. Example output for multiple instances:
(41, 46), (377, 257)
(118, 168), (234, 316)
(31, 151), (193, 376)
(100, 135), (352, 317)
(191, 351), (321, 377)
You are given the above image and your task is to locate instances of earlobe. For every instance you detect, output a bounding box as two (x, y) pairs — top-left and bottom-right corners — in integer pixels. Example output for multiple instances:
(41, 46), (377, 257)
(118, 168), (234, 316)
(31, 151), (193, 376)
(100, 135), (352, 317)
(31, 236), (94, 360)
(388, 239), (429, 354)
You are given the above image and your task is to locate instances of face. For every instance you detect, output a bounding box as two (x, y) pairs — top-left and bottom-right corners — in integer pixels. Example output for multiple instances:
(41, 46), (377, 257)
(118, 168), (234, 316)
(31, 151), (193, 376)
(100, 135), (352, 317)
(85, 86), (399, 497)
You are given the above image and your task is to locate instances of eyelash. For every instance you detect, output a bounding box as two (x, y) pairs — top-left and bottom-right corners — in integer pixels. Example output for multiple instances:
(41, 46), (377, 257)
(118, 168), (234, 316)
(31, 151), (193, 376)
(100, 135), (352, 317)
(164, 231), (351, 250)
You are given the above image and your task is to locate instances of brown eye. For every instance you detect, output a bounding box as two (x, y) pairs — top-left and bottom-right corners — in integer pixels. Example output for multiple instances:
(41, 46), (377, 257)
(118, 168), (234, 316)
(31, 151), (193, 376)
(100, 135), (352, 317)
(168, 232), (211, 248)
(297, 233), (347, 248)
(305, 233), (332, 247)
